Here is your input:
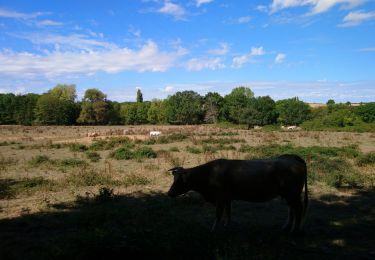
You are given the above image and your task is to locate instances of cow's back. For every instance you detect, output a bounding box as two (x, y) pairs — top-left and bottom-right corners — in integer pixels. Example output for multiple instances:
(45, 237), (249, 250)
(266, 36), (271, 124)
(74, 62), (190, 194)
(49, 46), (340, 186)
(210, 158), (305, 202)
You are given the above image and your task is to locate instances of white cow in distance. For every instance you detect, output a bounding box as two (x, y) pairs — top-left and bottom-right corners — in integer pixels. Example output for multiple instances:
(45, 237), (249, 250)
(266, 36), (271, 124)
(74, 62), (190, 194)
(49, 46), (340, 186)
(150, 131), (161, 137)
(87, 132), (99, 137)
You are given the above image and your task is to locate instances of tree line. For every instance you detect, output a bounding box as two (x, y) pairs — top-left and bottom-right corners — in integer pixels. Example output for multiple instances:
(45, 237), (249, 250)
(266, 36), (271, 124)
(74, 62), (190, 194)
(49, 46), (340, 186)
(0, 84), (374, 129)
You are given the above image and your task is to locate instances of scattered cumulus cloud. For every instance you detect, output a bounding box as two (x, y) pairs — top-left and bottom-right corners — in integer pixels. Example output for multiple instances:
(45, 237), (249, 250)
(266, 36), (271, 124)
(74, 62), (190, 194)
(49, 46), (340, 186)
(186, 57), (225, 71)
(163, 85), (175, 93)
(250, 46), (265, 56)
(270, 0), (364, 15)
(37, 19), (63, 26)
(358, 47), (375, 52)
(208, 42), (230, 55)
(275, 53), (286, 63)
(0, 41), (185, 78)
(237, 16), (251, 24)
(232, 55), (249, 68)
(232, 46), (265, 68)
(0, 8), (47, 19)
(196, 0), (214, 7)
(157, 1), (186, 20)
(339, 10), (375, 27)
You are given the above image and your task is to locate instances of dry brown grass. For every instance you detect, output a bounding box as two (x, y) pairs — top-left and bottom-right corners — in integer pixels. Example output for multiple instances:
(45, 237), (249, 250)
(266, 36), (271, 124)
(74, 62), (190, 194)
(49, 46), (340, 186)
(1, 124), (375, 220)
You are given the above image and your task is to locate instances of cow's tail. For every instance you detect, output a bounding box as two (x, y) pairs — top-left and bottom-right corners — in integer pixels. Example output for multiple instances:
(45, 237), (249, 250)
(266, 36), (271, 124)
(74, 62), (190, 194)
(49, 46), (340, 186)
(302, 157), (309, 218)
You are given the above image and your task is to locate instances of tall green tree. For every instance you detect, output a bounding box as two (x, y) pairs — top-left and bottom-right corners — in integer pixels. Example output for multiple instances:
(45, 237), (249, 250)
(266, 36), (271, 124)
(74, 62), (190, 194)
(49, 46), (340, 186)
(165, 91), (203, 124)
(14, 93), (39, 125)
(78, 88), (109, 125)
(354, 102), (375, 123)
(136, 89), (143, 103)
(34, 85), (79, 125)
(222, 87), (254, 123)
(203, 92), (224, 123)
(243, 96), (278, 128)
(0, 93), (17, 124)
(147, 99), (167, 124)
(276, 97), (311, 125)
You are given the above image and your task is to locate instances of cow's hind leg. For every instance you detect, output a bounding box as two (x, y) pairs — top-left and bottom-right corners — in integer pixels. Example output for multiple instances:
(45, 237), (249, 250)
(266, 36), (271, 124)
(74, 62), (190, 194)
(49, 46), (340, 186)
(212, 200), (225, 232)
(290, 198), (303, 233)
(282, 206), (294, 232)
(224, 201), (231, 227)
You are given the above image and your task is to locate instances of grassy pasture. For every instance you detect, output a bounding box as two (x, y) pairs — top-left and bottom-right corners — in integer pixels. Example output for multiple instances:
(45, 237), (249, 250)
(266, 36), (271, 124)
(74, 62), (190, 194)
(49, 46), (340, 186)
(0, 125), (375, 259)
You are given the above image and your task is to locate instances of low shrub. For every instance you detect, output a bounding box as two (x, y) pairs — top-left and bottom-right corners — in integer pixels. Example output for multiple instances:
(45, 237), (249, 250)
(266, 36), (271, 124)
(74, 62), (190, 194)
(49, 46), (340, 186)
(134, 147), (157, 159)
(85, 151), (101, 162)
(110, 147), (134, 160)
(356, 152), (375, 166)
(70, 143), (88, 152)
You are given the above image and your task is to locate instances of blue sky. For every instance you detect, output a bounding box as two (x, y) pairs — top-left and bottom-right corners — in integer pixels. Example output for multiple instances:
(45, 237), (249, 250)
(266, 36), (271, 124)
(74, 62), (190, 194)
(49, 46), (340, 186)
(0, 0), (374, 102)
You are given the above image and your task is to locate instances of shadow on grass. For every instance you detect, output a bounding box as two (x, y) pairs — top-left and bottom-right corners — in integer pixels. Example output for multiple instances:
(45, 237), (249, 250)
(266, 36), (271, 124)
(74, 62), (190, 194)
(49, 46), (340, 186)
(0, 188), (374, 259)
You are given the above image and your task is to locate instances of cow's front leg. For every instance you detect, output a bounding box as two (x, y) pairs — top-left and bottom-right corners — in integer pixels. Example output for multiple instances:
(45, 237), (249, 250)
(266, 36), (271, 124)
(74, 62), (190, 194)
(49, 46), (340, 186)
(224, 200), (231, 227)
(212, 200), (225, 232)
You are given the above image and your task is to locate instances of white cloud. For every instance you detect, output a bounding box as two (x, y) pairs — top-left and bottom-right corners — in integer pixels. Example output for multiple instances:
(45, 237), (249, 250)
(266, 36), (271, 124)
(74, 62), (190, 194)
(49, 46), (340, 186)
(231, 46), (265, 68)
(208, 42), (230, 55)
(339, 10), (375, 27)
(186, 57), (225, 71)
(163, 86), (175, 93)
(270, 0), (364, 15)
(196, 0), (214, 7)
(0, 8), (47, 19)
(231, 55), (249, 68)
(14, 33), (116, 52)
(358, 47), (375, 52)
(237, 16), (251, 24)
(250, 46), (265, 56)
(0, 41), (185, 78)
(256, 5), (269, 12)
(275, 53), (286, 63)
(157, 1), (186, 20)
(37, 19), (63, 26)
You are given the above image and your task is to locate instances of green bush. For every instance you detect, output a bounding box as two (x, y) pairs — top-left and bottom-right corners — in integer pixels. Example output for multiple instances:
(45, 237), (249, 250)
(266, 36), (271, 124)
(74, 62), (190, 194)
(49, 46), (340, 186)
(85, 151), (101, 162)
(110, 147), (134, 160)
(59, 158), (87, 167)
(29, 155), (51, 166)
(65, 170), (119, 187)
(356, 152), (375, 166)
(70, 143), (88, 152)
(123, 174), (150, 187)
(186, 146), (202, 154)
(134, 147), (157, 159)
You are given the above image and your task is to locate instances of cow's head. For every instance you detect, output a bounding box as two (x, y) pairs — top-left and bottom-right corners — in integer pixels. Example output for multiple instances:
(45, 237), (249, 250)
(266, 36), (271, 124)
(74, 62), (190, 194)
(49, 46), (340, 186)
(167, 167), (190, 197)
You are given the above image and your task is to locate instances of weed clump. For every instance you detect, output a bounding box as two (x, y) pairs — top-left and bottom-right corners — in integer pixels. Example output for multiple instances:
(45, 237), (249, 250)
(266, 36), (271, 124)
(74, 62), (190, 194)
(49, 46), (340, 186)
(123, 174), (150, 187)
(110, 147), (134, 160)
(356, 152), (375, 166)
(186, 146), (202, 154)
(29, 155), (51, 166)
(134, 147), (157, 159)
(85, 151), (101, 162)
(70, 143), (88, 152)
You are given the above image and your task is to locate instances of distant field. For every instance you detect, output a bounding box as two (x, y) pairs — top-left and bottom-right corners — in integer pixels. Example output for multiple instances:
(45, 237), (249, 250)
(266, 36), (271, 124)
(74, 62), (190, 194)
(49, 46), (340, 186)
(1, 125), (375, 259)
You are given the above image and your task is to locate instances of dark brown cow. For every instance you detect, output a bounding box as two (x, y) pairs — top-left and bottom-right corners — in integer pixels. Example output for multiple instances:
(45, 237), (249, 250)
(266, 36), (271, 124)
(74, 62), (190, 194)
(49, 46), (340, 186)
(167, 154), (308, 232)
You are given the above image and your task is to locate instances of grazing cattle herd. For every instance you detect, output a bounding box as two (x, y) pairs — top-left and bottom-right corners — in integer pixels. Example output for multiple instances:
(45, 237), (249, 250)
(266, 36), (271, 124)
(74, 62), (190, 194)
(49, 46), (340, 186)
(168, 155), (308, 233)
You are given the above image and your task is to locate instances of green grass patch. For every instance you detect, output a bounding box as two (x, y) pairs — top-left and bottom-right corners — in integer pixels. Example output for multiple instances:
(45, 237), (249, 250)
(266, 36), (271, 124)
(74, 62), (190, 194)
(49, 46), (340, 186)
(356, 152), (375, 166)
(123, 174), (151, 187)
(134, 147), (157, 159)
(89, 137), (134, 151)
(85, 151), (101, 162)
(64, 169), (119, 187)
(109, 147), (134, 160)
(0, 177), (58, 199)
(186, 146), (202, 154)
(201, 137), (245, 145)
(69, 143), (88, 152)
